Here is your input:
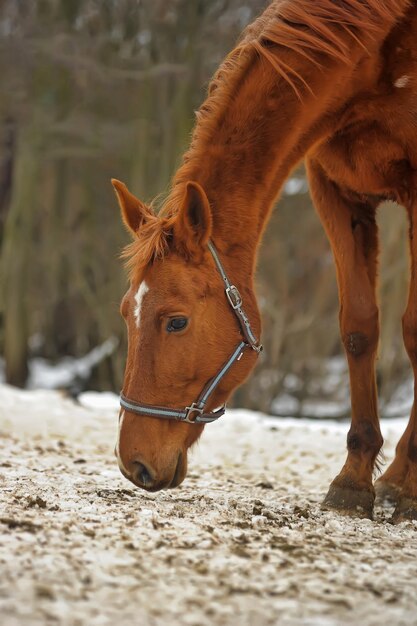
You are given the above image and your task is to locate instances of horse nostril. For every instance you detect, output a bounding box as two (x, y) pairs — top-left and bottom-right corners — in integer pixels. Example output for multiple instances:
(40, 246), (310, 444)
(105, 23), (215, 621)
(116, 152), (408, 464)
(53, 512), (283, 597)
(132, 461), (155, 488)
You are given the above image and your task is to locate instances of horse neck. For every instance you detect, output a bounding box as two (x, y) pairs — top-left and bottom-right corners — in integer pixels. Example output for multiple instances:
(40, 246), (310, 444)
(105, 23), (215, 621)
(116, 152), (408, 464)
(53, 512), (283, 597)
(168, 1), (410, 278)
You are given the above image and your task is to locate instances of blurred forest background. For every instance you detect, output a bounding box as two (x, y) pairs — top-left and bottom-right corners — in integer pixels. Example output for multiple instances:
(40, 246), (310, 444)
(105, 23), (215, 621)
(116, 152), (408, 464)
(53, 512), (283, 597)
(0, 0), (412, 417)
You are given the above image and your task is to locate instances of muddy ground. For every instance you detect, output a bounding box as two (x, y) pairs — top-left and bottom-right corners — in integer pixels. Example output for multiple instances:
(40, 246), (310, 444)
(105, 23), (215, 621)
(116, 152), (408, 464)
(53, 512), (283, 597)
(1, 385), (416, 626)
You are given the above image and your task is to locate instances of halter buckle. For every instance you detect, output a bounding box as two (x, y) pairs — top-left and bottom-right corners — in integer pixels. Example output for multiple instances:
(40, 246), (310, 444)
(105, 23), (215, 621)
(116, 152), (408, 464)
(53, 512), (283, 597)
(252, 343), (264, 354)
(184, 403), (204, 423)
(226, 285), (242, 310)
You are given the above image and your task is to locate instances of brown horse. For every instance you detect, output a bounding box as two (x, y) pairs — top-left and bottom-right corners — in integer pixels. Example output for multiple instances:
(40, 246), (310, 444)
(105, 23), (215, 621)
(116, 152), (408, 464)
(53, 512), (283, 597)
(112, 0), (417, 522)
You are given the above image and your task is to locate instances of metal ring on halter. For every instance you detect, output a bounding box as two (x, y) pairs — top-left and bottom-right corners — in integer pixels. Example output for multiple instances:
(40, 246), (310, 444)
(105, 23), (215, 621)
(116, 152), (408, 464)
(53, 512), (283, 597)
(120, 240), (262, 424)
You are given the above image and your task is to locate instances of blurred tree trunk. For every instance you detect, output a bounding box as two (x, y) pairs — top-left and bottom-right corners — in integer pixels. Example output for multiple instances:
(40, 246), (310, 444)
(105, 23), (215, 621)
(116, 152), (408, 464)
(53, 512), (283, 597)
(0, 118), (16, 246)
(0, 125), (40, 386)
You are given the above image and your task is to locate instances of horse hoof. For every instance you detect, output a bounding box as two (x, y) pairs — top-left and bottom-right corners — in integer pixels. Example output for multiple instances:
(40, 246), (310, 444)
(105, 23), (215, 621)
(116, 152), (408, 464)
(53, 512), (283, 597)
(374, 480), (401, 507)
(391, 496), (417, 524)
(322, 483), (374, 519)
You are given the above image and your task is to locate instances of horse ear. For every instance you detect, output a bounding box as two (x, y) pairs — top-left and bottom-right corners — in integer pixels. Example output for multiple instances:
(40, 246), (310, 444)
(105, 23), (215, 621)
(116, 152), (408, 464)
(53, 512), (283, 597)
(111, 179), (153, 236)
(174, 181), (212, 254)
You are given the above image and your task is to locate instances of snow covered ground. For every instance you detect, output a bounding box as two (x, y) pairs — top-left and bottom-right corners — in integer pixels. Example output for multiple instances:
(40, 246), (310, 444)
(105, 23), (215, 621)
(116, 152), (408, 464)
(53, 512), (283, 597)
(1, 383), (416, 626)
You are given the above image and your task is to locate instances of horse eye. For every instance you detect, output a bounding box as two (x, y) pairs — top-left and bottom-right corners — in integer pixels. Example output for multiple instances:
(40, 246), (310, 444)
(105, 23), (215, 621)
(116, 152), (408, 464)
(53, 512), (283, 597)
(166, 317), (188, 333)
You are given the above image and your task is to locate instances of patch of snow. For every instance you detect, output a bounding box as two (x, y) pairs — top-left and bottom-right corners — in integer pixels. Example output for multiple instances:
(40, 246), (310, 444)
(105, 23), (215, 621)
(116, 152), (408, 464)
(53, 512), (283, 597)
(26, 337), (119, 390)
(271, 393), (300, 416)
(300, 399), (349, 419)
(283, 177), (309, 196)
(382, 377), (413, 418)
(283, 373), (302, 392)
(78, 391), (120, 411)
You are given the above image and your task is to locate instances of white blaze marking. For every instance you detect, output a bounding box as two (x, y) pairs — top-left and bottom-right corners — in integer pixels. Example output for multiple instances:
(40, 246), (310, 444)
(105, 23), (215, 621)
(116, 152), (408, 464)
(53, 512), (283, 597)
(116, 410), (130, 476)
(134, 281), (149, 328)
(394, 75), (410, 88)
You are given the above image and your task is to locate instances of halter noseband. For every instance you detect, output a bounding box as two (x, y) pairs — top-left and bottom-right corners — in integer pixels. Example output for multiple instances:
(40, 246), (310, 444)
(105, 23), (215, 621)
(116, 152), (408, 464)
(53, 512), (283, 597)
(119, 240), (262, 425)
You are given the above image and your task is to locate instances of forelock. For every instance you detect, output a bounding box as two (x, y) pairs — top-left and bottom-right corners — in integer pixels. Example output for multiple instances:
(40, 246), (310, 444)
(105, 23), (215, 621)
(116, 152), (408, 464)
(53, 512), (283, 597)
(121, 215), (175, 281)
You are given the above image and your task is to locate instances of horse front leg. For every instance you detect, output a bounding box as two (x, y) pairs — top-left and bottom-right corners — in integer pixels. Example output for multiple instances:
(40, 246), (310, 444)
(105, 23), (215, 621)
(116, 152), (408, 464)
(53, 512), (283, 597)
(307, 159), (382, 519)
(377, 201), (417, 522)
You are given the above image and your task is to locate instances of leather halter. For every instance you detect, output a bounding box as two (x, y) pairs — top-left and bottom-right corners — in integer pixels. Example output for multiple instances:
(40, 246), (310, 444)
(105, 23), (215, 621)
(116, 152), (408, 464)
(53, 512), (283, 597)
(119, 240), (262, 425)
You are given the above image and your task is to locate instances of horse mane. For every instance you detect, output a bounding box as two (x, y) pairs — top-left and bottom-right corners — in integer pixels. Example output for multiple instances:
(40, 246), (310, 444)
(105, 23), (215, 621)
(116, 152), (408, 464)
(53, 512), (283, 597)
(249, 0), (410, 96)
(123, 0), (409, 278)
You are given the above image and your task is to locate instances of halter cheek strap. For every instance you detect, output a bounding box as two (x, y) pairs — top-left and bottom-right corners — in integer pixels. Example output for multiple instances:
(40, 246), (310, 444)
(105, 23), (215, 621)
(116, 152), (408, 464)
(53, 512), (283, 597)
(119, 240), (262, 425)
(208, 241), (262, 353)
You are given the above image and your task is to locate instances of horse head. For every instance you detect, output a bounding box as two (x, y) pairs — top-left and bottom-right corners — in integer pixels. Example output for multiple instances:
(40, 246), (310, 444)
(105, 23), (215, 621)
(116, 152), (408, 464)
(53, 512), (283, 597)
(112, 179), (261, 491)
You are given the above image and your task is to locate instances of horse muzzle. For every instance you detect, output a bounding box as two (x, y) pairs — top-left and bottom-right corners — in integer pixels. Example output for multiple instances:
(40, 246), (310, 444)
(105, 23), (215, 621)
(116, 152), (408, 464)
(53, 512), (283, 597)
(118, 451), (186, 492)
